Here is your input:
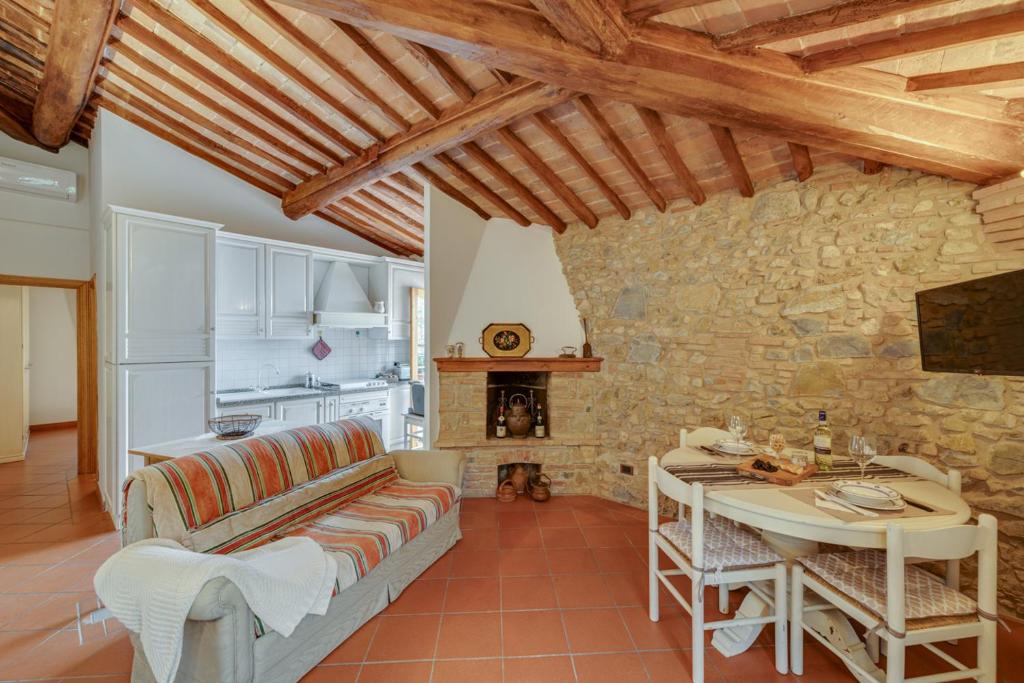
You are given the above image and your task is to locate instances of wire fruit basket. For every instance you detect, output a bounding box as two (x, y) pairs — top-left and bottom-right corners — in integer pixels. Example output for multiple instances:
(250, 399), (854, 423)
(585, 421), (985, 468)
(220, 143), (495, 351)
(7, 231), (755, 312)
(208, 414), (262, 440)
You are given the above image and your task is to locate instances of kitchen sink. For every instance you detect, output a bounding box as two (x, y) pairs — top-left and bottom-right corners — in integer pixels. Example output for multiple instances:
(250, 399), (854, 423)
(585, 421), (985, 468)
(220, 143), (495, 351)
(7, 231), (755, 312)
(219, 387), (326, 403)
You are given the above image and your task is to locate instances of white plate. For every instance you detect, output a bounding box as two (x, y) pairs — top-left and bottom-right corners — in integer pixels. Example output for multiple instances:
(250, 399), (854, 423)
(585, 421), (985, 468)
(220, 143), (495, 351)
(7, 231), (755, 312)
(712, 441), (756, 455)
(836, 492), (906, 511)
(831, 480), (900, 501)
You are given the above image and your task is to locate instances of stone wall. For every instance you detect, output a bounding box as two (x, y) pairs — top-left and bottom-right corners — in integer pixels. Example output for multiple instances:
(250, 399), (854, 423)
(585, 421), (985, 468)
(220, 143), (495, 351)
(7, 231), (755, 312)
(552, 164), (1024, 616)
(436, 371), (598, 496)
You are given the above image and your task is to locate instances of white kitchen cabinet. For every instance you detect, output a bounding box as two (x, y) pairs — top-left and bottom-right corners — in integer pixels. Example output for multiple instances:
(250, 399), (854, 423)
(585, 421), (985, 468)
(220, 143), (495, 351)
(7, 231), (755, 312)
(116, 362), (214, 478)
(216, 237), (265, 339)
(388, 384), (412, 450)
(369, 261), (424, 340)
(107, 208), (219, 364)
(323, 395), (339, 423)
(218, 402), (274, 419)
(275, 397), (322, 424)
(266, 245), (313, 339)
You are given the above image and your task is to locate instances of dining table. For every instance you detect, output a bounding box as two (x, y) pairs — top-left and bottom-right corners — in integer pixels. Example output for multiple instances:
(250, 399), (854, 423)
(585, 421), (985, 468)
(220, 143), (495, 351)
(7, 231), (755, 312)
(660, 443), (971, 683)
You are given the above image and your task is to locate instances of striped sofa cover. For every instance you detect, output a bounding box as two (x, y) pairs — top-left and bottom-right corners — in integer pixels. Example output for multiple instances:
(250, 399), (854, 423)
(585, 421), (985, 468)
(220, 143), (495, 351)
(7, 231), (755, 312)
(122, 417), (461, 637)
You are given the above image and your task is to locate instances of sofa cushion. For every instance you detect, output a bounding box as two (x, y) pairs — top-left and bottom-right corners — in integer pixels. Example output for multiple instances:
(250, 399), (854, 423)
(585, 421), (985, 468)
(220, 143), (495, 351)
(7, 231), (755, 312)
(189, 455), (398, 554)
(276, 480), (460, 592)
(124, 418), (384, 544)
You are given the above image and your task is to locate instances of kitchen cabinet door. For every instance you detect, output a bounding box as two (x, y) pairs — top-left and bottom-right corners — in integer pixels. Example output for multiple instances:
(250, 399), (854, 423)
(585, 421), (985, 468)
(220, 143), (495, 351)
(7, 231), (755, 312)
(217, 402), (274, 419)
(387, 384), (412, 450)
(369, 262), (424, 341)
(276, 397), (322, 424)
(323, 396), (339, 423)
(113, 210), (219, 363)
(216, 237), (265, 338)
(266, 246), (313, 339)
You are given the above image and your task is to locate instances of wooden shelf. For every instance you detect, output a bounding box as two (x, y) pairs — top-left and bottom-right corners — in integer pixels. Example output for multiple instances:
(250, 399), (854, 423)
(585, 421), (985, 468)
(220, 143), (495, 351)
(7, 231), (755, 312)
(434, 356), (603, 373)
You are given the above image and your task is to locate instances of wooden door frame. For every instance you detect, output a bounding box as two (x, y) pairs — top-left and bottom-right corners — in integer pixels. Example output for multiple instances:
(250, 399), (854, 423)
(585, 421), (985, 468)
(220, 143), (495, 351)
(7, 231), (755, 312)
(0, 273), (97, 475)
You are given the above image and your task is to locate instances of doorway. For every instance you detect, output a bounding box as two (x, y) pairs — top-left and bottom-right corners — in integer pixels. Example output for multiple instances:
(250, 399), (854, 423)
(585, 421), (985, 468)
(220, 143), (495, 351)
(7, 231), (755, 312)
(0, 274), (97, 475)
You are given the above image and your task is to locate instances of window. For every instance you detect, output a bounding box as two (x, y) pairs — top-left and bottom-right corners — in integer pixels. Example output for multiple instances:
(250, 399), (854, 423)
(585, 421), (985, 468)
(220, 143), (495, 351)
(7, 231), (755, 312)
(410, 287), (425, 381)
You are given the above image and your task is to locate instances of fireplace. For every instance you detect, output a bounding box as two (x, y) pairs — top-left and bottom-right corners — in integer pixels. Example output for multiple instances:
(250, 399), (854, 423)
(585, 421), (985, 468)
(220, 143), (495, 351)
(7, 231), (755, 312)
(486, 371), (549, 440)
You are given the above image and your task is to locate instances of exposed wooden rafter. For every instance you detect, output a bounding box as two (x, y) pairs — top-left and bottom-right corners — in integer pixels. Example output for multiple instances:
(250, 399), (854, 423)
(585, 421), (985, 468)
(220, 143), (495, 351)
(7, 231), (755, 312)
(32, 0), (117, 148)
(709, 125), (754, 197)
(410, 161), (491, 221)
(714, 0), (955, 52)
(635, 106), (704, 205)
(435, 152), (530, 226)
(282, 79), (570, 219)
(274, 0), (1024, 184)
(622, 0), (712, 23)
(787, 143), (814, 182)
(802, 10), (1024, 73)
(529, 0), (631, 58)
(906, 61), (1024, 93)
(462, 140), (567, 232)
(862, 159), (885, 175)
(577, 95), (666, 212)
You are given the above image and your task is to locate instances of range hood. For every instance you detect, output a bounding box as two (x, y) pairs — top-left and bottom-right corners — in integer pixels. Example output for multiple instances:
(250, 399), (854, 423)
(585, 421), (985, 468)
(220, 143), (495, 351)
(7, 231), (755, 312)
(313, 261), (386, 328)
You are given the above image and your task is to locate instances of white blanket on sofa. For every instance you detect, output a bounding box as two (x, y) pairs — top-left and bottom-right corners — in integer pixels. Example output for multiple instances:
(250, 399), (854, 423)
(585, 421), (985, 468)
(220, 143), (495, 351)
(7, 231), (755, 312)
(94, 536), (337, 683)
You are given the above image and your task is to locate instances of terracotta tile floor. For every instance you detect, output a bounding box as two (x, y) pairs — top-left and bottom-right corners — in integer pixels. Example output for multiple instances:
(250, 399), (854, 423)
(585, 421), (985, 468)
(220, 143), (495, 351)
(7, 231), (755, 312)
(2, 429), (1023, 682)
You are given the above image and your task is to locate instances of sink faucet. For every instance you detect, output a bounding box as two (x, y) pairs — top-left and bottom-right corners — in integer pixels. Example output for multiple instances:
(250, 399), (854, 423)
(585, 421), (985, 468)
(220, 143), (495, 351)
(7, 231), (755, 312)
(256, 364), (279, 392)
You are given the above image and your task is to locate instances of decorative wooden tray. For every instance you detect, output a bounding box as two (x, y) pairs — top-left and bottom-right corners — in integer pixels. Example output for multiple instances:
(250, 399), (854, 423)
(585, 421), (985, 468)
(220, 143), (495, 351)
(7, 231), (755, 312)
(736, 456), (818, 486)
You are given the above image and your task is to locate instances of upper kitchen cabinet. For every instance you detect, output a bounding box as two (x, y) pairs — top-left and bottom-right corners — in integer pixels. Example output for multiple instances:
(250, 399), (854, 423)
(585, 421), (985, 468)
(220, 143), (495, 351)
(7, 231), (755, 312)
(370, 260), (424, 340)
(216, 237), (265, 339)
(266, 245), (314, 339)
(105, 207), (220, 364)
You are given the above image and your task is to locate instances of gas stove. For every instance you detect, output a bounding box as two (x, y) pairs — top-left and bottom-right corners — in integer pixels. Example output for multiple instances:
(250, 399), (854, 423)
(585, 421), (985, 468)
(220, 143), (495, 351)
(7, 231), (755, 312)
(319, 378), (390, 392)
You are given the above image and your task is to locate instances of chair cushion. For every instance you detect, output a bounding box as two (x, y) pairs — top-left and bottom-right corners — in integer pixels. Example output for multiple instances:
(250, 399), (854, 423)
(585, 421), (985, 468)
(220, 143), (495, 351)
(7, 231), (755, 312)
(658, 517), (783, 571)
(799, 550), (977, 626)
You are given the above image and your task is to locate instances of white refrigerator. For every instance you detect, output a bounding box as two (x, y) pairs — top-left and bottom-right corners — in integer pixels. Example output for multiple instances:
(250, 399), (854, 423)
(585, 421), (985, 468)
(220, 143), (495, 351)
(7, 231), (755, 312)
(100, 206), (220, 525)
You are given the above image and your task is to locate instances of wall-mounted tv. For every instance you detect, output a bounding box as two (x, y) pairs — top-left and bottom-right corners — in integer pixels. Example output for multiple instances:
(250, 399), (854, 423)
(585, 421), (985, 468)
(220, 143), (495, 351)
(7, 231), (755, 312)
(915, 269), (1024, 376)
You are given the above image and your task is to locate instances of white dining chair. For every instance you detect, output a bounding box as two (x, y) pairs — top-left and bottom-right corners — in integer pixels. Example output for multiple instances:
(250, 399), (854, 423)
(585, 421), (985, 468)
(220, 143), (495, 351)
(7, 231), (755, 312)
(790, 514), (998, 683)
(648, 456), (788, 683)
(680, 426), (733, 449)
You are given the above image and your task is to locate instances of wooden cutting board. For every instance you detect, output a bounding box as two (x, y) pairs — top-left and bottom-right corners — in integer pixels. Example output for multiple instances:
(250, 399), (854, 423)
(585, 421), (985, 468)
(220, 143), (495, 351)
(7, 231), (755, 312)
(736, 456), (818, 486)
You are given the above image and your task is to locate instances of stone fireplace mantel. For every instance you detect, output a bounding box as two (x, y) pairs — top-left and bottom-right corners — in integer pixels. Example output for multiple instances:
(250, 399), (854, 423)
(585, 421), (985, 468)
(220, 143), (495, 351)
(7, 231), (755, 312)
(434, 357), (603, 372)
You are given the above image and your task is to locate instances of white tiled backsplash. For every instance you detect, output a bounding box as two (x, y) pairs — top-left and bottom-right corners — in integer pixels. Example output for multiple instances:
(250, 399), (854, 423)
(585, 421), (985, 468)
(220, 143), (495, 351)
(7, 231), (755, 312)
(216, 328), (410, 390)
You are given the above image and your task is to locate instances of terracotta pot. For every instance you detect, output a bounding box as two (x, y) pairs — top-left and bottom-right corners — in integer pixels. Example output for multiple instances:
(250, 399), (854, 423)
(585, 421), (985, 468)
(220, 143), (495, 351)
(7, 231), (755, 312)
(506, 403), (532, 438)
(496, 479), (517, 503)
(529, 473), (552, 502)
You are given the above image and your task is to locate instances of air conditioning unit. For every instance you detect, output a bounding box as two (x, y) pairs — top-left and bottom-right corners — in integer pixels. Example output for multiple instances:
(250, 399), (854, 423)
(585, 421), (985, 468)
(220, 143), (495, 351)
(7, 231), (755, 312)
(0, 155), (78, 202)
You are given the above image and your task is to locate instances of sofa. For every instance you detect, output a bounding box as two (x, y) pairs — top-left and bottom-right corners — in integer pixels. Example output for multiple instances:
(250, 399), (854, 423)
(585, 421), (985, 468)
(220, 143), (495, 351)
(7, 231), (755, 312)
(120, 417), (465, 683)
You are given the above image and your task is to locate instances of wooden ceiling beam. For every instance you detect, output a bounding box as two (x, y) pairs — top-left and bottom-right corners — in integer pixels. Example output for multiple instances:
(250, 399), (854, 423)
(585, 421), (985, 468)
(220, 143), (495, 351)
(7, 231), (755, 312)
(397, 38), (475, 101)
(714, 0), (955, 52)
(282, 79), (570, 219)
(241, 0), (409, 133)
(709, 124), (754, 197)
(382, 173), (425, 204)
(906, 61), (1024, 93)
(0, 101), (36, 147)
(344, 193), (424, 242)
(273, 0), (1023, 183)
(635, 106), (704, 205)
(0, 21), (46, 66)
(787, 142), (814, 182)
(622, 0), (714, 23)
(0, 0), (48, 44)
(32, 0), (117, 148)
(104, 61), (306, 181)
(1007, 99), (1024, 122)
(495, 126), (598, 228)
(435, 152), (530, 225)
(186, 0), (380, 148)
(365, 181), (423, 218)
(576, 95), (666, 212)
(410, 161), (491, 221)
(332, 22), (440, 119)
(357, 187), (424, 229)
(462, 140), (566, 231)
(131, 0), (349, 164)
(530, 112), (630, 220)
(529, 0), (630, 57)
(110, 41), (320, 175)
(802, 10), (1024, 72)
(320, 205), (421, 256)
(862, 159), (885, 175)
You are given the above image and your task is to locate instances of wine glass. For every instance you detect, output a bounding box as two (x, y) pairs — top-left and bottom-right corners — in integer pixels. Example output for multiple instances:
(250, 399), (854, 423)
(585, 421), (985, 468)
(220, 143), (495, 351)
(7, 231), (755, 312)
(848, 433), (871, 479)
(728, 415), (747, 449)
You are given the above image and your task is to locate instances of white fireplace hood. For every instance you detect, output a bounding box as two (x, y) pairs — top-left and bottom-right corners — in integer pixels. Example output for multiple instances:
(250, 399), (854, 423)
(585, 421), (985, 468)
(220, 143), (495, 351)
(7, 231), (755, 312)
(313, 261), (386, 328)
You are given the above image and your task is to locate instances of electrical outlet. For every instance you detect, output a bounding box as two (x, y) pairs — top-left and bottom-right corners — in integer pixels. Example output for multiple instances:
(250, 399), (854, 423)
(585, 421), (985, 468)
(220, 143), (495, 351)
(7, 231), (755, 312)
(619, 464), (634, 476)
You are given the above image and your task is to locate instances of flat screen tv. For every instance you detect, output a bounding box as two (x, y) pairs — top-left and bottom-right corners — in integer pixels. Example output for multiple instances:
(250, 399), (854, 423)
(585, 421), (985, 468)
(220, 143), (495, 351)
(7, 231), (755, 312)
(915, 269), (1024, 376)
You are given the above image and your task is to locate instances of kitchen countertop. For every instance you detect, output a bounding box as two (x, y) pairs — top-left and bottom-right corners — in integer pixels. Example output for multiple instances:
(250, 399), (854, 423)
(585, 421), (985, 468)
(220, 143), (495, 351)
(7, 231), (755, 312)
(216, 380), (411, 407)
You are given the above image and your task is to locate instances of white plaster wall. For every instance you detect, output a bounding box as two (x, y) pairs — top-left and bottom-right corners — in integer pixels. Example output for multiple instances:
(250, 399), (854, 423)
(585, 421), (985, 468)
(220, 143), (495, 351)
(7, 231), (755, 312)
(447, 219), (584, 356)
(92, 111), (391, 255)
(0, 133), (92, 280)
(425, 186), (584, 445)
(424, 185), (487, 445)
(28, 287), (77, 425)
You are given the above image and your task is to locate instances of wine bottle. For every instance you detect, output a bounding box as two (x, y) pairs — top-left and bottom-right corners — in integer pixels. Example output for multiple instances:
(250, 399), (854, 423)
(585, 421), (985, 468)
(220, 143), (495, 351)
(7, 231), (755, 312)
(813, 409), (833, 471)
(496, 390), (507, 438)
(534, 404), (546, 438)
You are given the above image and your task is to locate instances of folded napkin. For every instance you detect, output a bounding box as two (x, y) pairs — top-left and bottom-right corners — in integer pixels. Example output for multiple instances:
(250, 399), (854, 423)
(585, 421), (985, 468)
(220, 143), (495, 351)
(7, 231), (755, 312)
(95, 537), (336, 683)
